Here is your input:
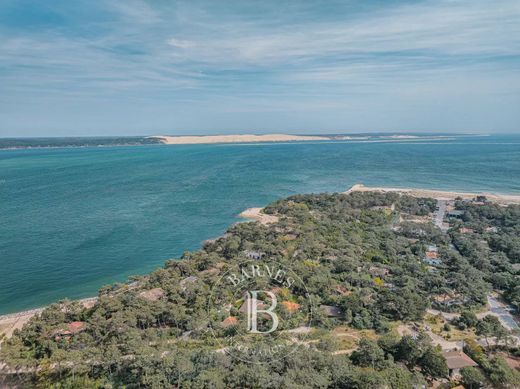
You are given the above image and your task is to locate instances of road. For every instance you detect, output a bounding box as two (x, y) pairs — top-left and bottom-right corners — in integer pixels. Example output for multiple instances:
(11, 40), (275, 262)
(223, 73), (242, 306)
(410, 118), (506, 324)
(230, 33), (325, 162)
(487, 295), (519, 331)
(433, 199), (448, 231)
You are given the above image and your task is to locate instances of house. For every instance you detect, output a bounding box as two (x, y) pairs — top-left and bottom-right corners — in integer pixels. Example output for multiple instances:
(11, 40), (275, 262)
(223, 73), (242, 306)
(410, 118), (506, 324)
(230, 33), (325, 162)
(334, 285), (351, 296)
(244, 250), (265, 260)
(427, 245), (438, 253)
(425, 251), (438, 259)
(486, 226), (499, 233)
(67, 321), (86, 334)
(447, 210), (465, 219)
(443, 350), (478, 379)
(423, 258), (442, 266)
(180, 276), (199, 289)
(320, 304), (342, 318)
(368, 266), (390, 277)
(52, 321), (86, 341)
(459, 227), (474, 234)
(281, 301), (301, 313)
(423, 244), (441, 265)
(221, 316), (238, 328)
(433, 294), (464, 308)
(139, 287), (165, 302)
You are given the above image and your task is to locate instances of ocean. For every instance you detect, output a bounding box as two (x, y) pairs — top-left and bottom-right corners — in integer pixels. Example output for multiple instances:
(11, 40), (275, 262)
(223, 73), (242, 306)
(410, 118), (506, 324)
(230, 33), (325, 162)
(1, 135), (519, 314)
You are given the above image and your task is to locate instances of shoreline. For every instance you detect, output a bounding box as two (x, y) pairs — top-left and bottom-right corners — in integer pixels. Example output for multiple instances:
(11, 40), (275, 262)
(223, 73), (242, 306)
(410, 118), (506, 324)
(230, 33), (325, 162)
(0, 297), (98, 342)
(0, 207), (279, 329)
(345, 183), (520, 204)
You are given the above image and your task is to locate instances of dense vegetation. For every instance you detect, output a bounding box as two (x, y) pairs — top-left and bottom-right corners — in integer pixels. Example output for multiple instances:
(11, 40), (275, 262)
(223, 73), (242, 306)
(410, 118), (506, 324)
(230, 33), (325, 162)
(0, 137), (162, 149)
(1, 191), (520, 388)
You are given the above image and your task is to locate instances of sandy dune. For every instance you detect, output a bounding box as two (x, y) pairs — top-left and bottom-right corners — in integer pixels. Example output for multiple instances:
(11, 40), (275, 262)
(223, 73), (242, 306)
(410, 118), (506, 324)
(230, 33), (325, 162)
(346, 184), (520, 204)
(150, 134), (329, 145)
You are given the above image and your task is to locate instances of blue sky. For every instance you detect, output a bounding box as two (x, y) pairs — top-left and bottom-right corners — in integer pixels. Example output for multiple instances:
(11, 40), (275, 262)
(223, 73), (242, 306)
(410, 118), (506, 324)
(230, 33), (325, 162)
(0, 0), (519, 136)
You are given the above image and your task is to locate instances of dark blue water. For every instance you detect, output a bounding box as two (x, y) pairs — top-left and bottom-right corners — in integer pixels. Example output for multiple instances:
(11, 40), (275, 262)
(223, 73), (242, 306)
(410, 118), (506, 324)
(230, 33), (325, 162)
(1, 135), (519, 314)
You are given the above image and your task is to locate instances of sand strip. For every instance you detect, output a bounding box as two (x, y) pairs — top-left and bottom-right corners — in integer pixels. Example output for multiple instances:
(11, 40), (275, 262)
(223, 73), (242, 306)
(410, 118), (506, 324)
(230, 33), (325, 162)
(150, 134), (329, 145)
(346, 183), (520, 204)
(239, 207), (278, 225)
(0, 297), (98, 342)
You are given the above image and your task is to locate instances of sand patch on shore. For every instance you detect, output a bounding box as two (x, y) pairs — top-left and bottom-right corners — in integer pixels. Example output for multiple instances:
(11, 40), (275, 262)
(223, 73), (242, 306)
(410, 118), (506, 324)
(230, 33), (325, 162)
(0, 309), (43, 341)
(346, 184), (520, 205)
(0, 298), (98, 343)
(239, 207), (278, 225)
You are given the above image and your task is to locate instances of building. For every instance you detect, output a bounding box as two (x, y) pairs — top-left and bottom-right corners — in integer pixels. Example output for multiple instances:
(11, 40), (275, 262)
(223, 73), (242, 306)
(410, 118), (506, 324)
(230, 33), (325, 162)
(221, 316), (238, 328)
(320, 304), (342, 317)
(281, 301), (301, 313)
(443, 350), (478, 379)
(368, 266), (390, 277)
(244, 250), (265, 260)
(180, 276), (199, 289)
(425, 251), (438, 259)
(139, 287), (165, 302)
(51, 321), (86, 341)
(426, 245), (438, 253)
(447, 210), (465, 219)
(434, 293), (465, 308)
(422, 244), (441, 265)
(423, 258), (442, 266)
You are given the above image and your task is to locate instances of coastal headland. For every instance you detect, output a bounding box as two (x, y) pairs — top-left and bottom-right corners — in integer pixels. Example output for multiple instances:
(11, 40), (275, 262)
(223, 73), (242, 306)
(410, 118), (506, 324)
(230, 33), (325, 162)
(2, 183), (519, 341)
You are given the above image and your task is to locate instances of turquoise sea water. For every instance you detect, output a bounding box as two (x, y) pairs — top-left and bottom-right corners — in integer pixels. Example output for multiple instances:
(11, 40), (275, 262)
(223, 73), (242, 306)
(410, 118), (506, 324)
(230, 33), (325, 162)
(1, 135), (520, 314)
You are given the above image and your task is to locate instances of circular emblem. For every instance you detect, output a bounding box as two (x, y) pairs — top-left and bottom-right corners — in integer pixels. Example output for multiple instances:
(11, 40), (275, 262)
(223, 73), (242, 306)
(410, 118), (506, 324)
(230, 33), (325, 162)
(207, 260), (313, 364)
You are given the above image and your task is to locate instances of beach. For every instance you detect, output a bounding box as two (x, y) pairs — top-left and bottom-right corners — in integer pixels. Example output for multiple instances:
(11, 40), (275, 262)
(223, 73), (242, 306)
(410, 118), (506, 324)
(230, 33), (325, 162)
(346, 184), (520, 205)
(149, 134), (459, 145)
(150, 134), (329, 144)
(239, 207), (278, 224)
(0, 298), (97, 342)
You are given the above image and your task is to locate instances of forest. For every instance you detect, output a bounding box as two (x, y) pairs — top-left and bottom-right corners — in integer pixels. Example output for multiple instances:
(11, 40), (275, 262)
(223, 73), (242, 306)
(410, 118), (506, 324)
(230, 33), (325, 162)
(1, 191), (520, 388)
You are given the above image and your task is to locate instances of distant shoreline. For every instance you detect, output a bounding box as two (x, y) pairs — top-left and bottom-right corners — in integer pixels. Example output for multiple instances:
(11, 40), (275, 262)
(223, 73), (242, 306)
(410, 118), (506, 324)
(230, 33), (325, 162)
(149, 133), (456, 145)
(0, 133), (483, 150)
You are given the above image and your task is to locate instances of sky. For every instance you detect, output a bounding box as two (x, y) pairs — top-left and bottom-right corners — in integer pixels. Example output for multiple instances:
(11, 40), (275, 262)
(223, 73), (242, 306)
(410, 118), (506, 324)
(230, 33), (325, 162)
(0, 0), (519, 137)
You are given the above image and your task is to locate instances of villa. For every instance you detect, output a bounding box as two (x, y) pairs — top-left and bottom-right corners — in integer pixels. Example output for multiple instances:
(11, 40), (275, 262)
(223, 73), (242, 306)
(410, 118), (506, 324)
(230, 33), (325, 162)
(443, 350), (478, 379)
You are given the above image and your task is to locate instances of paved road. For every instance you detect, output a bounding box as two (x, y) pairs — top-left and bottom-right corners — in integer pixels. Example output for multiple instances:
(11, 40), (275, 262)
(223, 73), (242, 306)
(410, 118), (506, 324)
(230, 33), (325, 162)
(433, 199), (448, 231)
(487, 295), (519, 331)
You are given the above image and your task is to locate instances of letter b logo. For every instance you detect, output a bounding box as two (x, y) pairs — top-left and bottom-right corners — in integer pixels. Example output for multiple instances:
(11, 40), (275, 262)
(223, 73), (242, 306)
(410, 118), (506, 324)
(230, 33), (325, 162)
(246, 290), (279, 334)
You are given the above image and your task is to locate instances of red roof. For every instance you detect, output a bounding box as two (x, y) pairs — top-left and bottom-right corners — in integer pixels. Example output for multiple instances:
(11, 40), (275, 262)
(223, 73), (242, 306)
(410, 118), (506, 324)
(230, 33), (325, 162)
(221, 316), (238, 328)
(67, 321), (86, 334)
(281, 301), (301, 313)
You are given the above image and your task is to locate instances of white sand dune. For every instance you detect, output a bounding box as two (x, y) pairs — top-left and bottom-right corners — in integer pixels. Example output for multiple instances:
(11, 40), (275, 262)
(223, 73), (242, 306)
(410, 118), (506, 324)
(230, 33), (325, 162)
(150, 134), (329, 145)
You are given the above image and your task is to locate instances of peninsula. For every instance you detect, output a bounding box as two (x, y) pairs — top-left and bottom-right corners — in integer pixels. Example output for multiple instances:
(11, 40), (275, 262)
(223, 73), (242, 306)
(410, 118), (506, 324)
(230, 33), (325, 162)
(147, 133), (461, 145)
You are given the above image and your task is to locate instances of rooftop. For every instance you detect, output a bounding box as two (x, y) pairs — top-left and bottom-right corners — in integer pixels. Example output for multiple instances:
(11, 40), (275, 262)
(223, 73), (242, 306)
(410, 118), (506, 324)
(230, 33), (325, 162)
(443, 350), (478, 370)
